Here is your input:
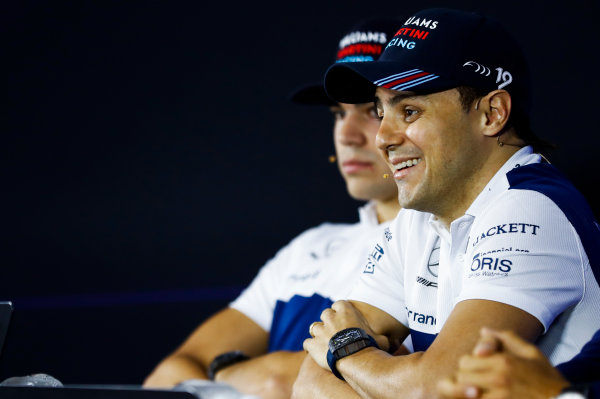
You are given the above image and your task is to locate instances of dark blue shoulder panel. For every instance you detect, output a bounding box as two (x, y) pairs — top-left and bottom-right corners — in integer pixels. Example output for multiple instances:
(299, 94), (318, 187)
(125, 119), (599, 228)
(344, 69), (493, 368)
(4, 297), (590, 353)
(556, 328), (600, 384)
(506, 163), (600, 285)
(269, 293), (333, 352)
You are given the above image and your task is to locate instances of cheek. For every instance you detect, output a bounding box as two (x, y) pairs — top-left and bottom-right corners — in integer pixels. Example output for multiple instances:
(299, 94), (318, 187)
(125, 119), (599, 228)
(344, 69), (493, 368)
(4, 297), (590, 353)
(404, 123), (429, 147)
(333, 139), (343, 160)
(332, 121), (343, 142)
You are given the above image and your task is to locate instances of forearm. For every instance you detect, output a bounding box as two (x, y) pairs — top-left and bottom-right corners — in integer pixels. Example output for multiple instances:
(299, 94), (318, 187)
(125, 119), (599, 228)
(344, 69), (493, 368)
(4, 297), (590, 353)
(216, 351), (306, 399)
(294, 347), (427, 399)
(143, 307), (269, 388)
(336, 348), (428, 399)
(292, 356), (361, 399)
(332, 302), (543, 399)
(143, 353), (209, 388)
(302, 300), (425, 399)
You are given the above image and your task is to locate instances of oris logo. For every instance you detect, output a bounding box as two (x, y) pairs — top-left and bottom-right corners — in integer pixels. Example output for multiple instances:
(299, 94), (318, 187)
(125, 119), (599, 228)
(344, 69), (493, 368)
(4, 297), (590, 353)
(470, 253), (512, 273)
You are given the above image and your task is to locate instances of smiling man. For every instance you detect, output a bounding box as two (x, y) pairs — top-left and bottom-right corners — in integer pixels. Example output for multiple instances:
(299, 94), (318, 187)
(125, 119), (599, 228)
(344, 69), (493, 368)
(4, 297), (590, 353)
(295, 8), (600, 399)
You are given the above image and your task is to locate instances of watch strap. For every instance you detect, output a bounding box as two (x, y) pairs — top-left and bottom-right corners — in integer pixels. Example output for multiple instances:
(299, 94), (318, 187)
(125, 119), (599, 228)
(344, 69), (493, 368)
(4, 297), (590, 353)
(207, 350), (249, 380)
(326, 328), (379, 381)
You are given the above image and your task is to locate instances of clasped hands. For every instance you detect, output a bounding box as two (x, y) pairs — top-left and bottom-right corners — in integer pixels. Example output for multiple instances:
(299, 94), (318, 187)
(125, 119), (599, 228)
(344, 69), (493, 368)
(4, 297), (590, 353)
(303, 300), (388, 370)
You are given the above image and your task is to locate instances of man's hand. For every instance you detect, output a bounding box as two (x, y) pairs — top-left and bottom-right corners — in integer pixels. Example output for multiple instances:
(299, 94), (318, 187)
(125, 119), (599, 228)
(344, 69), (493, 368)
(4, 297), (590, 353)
(437, 327), (569, 399)
(302, 300), (386, 370)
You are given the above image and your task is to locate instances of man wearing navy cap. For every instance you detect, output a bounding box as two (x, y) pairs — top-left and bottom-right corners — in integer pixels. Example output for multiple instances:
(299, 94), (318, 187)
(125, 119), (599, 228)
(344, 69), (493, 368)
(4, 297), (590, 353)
(143, 17), (405, 399)
(297, 8), (600, 399)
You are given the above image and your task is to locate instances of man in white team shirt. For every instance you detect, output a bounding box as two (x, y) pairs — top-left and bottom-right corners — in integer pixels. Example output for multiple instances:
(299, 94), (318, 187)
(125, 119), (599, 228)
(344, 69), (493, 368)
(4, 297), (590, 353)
(143, 17), (406, 399)
(297, 8), (600, 399)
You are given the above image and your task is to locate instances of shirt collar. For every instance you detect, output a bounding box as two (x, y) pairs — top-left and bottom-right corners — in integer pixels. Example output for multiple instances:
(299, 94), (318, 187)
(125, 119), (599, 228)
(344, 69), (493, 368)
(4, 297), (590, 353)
(358, 201), (380, 226)
(426, 146), (541, 238)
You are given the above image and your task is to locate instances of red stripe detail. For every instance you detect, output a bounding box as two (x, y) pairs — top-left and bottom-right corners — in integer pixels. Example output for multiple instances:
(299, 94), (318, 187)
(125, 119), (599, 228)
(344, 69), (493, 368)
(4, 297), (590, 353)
(337, 43), (382, 60)
(382, 71), (430, 88)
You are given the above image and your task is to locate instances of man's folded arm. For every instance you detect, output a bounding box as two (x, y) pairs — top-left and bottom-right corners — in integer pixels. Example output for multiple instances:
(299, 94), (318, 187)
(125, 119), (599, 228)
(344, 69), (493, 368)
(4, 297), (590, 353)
(143, 307), (268, 388)
(301, 299), (543, 399)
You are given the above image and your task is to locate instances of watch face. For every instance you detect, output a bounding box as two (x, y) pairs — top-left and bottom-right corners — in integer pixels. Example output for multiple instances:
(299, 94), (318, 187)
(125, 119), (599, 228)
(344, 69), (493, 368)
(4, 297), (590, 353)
(330, 328), (367, 351)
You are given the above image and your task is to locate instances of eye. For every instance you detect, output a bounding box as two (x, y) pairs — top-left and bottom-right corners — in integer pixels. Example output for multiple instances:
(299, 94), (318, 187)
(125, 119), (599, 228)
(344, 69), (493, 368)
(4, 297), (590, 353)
(367, 105), (380, 120)
(404, 107), (419, 122)
(329, 107), (345, 121)
(375, 106), (384, 121)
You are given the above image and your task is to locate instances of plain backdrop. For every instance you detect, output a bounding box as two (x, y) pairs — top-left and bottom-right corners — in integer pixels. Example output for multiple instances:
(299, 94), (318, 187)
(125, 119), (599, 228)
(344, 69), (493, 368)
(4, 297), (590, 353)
(2, 0), (599, 384)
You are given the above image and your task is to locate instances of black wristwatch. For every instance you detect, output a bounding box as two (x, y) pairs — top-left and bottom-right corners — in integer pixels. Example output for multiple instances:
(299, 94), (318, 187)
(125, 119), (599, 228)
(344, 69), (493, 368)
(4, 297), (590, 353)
(207, 350), (249, 380)
(326, 327), (379, 381)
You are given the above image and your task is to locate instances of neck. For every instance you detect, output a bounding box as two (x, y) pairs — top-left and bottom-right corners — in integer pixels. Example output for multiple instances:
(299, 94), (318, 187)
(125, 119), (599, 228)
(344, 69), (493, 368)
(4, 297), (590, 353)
(374, 196), (401, 224)
(436, 143), (523, 229)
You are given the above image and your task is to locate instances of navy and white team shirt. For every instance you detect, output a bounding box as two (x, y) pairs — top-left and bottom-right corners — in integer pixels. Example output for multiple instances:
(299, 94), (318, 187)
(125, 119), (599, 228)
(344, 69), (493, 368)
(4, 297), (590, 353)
(349, 146), (600, 365)
(557, 329), (600, 385)
(230, 202), (394, 352)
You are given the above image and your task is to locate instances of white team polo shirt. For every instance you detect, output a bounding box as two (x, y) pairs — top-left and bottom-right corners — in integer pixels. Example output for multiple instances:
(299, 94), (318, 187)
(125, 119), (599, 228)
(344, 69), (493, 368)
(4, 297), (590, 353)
(349, 147), (600, 365)
(230, 201), (392, 351)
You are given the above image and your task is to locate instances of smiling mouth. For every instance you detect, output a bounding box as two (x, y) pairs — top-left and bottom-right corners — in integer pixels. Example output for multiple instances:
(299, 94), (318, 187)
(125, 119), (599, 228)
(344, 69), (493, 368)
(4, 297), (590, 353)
(393, 158), (421, 172)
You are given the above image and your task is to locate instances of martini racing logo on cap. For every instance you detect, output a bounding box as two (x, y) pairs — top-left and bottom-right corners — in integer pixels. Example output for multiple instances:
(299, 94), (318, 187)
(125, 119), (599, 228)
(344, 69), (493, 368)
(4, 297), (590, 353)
(403, 16), (439, 29)
(375, 13), (443, 91)
(385, 15), (439, 51)
(337, 30), (388, 63)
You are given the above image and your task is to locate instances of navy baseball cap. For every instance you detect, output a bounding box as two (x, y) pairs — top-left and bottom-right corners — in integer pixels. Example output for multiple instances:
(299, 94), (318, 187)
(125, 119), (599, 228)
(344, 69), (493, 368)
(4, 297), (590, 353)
(289, 16), (404, 105)
(324, 8), (532, 114)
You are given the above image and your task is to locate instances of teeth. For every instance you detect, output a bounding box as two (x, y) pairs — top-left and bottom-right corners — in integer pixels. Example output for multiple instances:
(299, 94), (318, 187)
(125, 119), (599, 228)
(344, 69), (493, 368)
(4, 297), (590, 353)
(395, 158), (420, 171)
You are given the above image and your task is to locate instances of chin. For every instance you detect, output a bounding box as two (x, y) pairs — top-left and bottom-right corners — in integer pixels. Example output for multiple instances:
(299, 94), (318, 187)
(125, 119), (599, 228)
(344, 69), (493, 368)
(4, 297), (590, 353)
(347, 183), (395, 203)
(346, 187), (375, 202)
(396, 190), (418, 210)
(397, 193), (432, 213)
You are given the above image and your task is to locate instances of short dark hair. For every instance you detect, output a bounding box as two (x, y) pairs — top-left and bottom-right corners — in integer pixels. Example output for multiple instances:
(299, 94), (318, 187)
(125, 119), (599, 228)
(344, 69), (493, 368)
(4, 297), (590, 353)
(456, 86), (555, 154)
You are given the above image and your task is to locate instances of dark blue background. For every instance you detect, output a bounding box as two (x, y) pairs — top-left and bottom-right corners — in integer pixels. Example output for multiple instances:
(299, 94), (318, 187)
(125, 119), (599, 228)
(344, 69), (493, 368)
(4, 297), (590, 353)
(2, 0), (599, 384)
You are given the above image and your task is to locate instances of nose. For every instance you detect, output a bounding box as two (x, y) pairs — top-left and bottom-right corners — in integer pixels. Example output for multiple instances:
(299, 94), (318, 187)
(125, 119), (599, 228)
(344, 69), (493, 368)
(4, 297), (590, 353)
(336, 111), (367, 147)
(376, 115), (403, 153)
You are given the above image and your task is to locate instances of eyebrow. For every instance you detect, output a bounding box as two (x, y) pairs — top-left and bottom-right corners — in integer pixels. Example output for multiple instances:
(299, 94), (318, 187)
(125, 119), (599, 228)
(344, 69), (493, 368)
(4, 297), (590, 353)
(374, 92), (420, 109)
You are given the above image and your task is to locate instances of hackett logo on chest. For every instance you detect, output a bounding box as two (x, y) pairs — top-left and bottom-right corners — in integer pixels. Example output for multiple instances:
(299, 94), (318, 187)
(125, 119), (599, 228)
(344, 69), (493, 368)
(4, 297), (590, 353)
(471, 223), (540, 247)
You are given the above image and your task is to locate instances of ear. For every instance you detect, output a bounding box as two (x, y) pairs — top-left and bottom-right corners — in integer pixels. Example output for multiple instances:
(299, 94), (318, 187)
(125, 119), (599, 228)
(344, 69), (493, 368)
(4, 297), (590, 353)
(479, 90), (512, 138)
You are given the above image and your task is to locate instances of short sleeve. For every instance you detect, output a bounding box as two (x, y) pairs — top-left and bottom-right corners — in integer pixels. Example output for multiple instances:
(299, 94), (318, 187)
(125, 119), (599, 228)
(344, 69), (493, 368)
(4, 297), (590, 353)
(457, 190), (585, 331)
(229, 236), (297, 332)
